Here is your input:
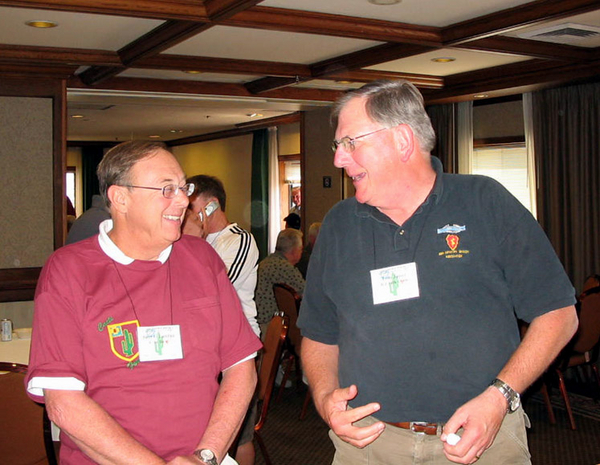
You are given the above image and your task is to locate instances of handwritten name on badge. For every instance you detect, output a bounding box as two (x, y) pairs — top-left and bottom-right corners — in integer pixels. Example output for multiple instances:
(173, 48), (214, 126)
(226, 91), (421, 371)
(370, 262), (420, 305)
(137, 325), (184, 362)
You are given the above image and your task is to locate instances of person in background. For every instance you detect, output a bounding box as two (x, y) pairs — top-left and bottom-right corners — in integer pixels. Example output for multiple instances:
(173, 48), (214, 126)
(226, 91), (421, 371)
(26, 141), (261, 465)
(255, 228), (305, 338)
(295, 221), (322, 279)
(289, 187), (301, 217)
(298, 80), (578, 465)
(283, 212), (301, 230)
(183, 174), (260, 465)
(65, 194), (111, 245)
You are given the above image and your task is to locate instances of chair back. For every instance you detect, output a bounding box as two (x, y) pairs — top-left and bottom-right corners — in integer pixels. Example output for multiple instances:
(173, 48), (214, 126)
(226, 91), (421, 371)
(582, 274), (600, 293)
(255, 314), (288, 431)
(273, 283), (302, 352)
(0, 362), (55, 465)
(572, 286), (600, 355)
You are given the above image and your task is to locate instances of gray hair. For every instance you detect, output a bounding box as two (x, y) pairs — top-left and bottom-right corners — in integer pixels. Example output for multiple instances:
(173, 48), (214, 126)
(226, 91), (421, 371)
(97, 141), (169, 208)
(332, 80), (436, 153)
(275, 228), (303, 254)
(307, 222), (322, 241)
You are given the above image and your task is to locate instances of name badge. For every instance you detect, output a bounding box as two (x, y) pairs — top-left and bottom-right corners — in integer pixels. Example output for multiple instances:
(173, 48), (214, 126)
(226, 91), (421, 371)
(370, 262), (420, 305)
(137, 325), (184, 362)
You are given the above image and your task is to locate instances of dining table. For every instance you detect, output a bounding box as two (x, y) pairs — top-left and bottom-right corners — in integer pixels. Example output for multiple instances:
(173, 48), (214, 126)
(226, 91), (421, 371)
(0, 334), (31, 365)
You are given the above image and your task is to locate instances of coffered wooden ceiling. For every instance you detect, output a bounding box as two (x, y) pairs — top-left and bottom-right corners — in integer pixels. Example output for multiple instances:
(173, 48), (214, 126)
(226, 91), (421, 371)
(1, 0), (599, 141)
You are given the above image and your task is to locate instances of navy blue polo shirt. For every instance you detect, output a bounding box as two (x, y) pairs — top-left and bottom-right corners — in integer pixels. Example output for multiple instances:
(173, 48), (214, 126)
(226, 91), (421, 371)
(298, 157), (575, 422)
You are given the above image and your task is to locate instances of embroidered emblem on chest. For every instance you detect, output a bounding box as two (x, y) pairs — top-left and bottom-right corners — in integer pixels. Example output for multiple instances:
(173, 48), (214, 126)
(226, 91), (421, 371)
(436, 224), (470, 259)
(106, 320), (140, 367)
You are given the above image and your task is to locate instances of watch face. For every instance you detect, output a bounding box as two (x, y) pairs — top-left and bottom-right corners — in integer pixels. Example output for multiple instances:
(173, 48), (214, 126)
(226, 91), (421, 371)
(201, 449), (215, 460)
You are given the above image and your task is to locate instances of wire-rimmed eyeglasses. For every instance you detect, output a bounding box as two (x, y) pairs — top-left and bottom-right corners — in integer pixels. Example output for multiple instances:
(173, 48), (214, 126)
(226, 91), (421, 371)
(121, 183), (195, 199)
(331, 127), (389, 153)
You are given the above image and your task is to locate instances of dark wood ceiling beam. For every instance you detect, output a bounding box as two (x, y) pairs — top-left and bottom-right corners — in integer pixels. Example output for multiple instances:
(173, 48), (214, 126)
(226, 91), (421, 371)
(203, 0), (264, 21)
(136, 54), (310, 77)
(0, 0), (209, 21)
(0, 44), (120, 66)
(310, 42), (437, 78)
(225, 6), (442, 45)
(0, 63), (78, 79)
(67, 75), (342, 102)
(458, 36), (595, 61)
(442, 0), (600, 45)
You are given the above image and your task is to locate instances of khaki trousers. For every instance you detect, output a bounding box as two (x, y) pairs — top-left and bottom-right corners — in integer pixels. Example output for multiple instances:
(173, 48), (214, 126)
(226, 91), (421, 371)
(330, 407), (531, 465)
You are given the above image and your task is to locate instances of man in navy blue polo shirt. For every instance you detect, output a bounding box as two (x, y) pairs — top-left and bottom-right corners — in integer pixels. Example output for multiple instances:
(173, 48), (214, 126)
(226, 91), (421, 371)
(297, 80), (578, 465)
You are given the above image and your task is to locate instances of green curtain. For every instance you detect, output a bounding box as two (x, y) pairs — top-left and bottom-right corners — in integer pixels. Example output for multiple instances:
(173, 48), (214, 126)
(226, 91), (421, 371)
(251, 129), (270, 260)
(81, 146), (105, 211)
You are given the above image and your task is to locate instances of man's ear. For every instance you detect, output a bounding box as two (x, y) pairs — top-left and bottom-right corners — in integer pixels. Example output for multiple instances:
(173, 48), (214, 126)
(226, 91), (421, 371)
(108, 185), (128, 214)
(392, 124), (416, 162)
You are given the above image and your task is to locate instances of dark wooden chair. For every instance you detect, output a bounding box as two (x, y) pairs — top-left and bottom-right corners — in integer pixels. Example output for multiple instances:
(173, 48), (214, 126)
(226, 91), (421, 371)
(0, 362), (57, 465)
(254, 314), (289, 465)
(553, 285), (600, 430)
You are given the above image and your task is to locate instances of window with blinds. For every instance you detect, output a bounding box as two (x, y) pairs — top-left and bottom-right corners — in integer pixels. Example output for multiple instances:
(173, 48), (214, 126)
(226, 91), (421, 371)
(472, 145), (534, 214)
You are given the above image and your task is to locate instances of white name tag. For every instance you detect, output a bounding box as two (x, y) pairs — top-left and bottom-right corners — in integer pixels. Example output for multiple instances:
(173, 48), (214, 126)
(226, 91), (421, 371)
(137, 325), (184, 362)
(370, 262), (420, 305)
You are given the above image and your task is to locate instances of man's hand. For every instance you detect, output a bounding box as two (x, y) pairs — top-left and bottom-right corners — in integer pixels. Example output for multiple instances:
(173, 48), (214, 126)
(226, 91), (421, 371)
(320, 384), (385, 448)
(182, 209), (206, 238)
(441, 387), (507, 464)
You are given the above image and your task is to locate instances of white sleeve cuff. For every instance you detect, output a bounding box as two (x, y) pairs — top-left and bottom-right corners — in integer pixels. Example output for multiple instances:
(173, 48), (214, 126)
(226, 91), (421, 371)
(223, 352), (257, 372)
(27, 376), (86, 397)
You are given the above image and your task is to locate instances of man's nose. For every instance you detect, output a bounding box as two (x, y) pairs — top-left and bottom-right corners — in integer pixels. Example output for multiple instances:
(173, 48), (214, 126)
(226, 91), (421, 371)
(333, 147), (351, 168)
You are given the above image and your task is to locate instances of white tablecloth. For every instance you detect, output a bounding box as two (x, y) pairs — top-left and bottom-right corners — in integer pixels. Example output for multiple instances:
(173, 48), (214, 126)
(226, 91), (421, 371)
(0, 337), (31, 365)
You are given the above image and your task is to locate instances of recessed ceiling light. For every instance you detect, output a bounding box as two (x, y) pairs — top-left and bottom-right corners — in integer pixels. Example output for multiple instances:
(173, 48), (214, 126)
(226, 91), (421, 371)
(149, 135), (162, 139)
(25, 20), (58, 28)
(335, 80), (354, 85)
(473, 94), (489, 99)
(169, 129), (184, 133)
(247, 113), (263, 118)
(71, 114), (85, 119)
(368, 0), (401, 5)
(183, 70), (202, 74)
(431, 57), (456, 63)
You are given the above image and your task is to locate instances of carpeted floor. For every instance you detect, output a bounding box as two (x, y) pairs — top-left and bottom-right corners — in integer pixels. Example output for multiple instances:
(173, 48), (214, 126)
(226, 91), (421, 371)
(253, 383), (600, 465)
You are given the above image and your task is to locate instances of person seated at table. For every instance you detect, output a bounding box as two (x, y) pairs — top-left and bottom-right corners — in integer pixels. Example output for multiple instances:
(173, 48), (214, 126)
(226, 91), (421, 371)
(255, 228), (305, 338)
(26, 141), (261, 465)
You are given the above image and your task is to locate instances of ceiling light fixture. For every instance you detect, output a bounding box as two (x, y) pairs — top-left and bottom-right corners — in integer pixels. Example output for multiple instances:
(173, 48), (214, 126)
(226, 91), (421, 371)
(71, 114), (85, 119)
(25, 20), (58, 28)
(247, 113), (263, 118)
(183, 70), (202, 74)
(431, 57), (456, 63)
(149, 135), (162, 139)
(473, 94), (489, 99)
(368, 0), (402, 5)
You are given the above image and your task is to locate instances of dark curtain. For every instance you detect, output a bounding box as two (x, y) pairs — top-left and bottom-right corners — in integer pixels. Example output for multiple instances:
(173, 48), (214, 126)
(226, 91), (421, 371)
(81, 146), (105, 211)
(426, 103), (458, 174)
(532, 82), (600, 291)
(251, 129), (270, 260)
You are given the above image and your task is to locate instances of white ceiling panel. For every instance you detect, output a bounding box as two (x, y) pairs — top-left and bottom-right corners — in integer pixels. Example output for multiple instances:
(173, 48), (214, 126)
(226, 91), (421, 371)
(260, 0), (534, 27)
(0, 7), (162, 50)
(166, 26), (383, 64)
(367, 48), (532, 76)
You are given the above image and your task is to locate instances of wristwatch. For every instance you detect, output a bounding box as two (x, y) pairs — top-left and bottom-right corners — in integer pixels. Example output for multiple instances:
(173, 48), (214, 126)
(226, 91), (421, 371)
(490, 378), (521, 413)
(193, 449), (218, 465)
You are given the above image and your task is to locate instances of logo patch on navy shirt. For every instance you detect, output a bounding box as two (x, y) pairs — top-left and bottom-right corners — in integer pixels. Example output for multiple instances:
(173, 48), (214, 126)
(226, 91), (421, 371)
(437, 224), (470, 259)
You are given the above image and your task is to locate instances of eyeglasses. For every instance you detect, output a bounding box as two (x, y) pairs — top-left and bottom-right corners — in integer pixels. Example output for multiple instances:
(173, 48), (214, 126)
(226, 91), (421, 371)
(121, 183), (195, 199)
(331, 127), (389, 153)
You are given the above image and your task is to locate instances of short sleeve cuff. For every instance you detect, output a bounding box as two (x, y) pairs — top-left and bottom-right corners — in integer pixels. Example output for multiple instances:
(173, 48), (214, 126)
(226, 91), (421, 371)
(27, 376), (86, 397)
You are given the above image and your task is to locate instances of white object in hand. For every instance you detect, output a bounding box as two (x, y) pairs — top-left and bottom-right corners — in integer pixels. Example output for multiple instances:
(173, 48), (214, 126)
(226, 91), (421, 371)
(446, 433), (461, 446)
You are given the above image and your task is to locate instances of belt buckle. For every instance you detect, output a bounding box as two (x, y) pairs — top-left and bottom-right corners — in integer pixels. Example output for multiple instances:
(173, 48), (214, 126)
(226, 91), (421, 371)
(410, 421), (428, 434)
